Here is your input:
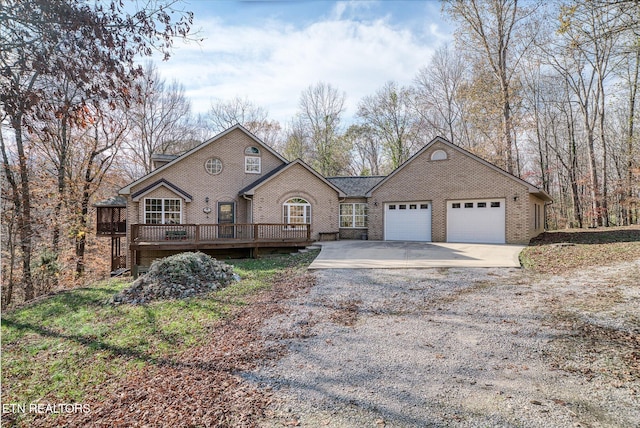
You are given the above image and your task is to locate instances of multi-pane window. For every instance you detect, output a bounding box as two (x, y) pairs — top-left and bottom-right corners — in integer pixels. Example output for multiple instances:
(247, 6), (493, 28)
(205, 158), (223, 175)
(244, 146), (261, 173)
(245, 156), (261, 173)
(340, 203), (368, 228)
(144, 198), (181, 224)
(283, 198), (311, 227)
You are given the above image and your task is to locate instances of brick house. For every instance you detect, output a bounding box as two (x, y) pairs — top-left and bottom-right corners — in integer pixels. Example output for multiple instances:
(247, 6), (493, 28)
(116, 124), (551, 269)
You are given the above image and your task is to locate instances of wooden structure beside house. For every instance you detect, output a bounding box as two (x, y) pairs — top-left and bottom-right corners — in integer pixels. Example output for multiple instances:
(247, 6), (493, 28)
(94, 196), (127, 271)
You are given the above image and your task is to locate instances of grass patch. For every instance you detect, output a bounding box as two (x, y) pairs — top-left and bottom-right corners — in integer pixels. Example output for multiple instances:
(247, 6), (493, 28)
(1, 250), (319, 425)
(521, 225), (640, 274)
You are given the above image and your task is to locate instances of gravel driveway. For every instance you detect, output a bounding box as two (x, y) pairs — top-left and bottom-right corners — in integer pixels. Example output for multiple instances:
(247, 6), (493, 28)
(249, 262), (640, 427)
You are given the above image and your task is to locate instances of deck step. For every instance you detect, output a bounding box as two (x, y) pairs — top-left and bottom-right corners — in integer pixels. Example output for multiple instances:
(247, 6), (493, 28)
(306, 245), (321, 250)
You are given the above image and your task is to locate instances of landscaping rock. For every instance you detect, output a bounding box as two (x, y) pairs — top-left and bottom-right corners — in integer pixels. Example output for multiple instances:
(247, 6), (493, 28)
(112, 252), (238, 304)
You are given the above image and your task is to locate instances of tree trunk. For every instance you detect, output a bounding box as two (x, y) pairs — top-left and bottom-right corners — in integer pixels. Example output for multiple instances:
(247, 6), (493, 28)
(11, 114), (34, 300)
(567, 118), (583, 228)
(75, 148), (96, 277)
(1, 214), (17, 308)
(627, 48), (639, 225)
(500, 74), (515, 174)
(585, 126), (601, 227)
(598, 68), (609, 227)
(52, 114), (68, 254)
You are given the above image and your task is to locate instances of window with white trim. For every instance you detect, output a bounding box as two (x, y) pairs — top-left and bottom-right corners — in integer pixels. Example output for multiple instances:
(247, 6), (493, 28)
(245, 156), (261, 173)
(431, 149), (448, 160)
(283, 197), (311, 228)
(244, 146), (261, 173)
(340, 203), (367, 228)
(144, 198), (182, 224)
(205, 157), (223, 175)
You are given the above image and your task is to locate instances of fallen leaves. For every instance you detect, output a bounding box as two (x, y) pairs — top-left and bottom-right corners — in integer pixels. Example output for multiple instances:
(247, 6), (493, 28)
(28, 269), (316, 428)
(522, 225), (640, 275)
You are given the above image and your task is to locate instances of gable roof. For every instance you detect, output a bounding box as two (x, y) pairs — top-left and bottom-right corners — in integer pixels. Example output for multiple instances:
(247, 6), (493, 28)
(239, 159), (346, 197)
(119, 124), (287, 195)
(131, 178), (193, 202)
(366, 136), (552, 202)
(237, 163), (289, 195)
(326, 176), (386, 198)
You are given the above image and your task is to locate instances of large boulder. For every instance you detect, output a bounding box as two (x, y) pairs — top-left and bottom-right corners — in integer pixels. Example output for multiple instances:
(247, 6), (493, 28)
(112, 252), (239, 305)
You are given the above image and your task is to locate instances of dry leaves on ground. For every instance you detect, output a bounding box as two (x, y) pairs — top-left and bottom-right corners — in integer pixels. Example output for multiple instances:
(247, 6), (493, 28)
(30, 270), (316, 428)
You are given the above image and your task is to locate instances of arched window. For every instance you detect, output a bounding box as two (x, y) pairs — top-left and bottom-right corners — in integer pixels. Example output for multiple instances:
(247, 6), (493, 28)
(244, 146), (260, 155)
(283, 197), (311, 227)
(431, 149), (448, 161)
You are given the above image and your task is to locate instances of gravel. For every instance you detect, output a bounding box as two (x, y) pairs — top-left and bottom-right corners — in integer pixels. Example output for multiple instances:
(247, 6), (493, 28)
(248, 262), (640, 427)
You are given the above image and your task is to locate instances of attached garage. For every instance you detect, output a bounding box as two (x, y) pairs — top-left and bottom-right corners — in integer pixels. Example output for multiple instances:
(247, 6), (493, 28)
(447, 199), (505, 244)
(384, 202), (432, 241)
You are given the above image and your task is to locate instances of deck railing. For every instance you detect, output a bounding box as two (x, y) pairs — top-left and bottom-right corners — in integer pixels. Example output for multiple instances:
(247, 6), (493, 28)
(131, 223), (311, 244)
(96, 221), (127, 235)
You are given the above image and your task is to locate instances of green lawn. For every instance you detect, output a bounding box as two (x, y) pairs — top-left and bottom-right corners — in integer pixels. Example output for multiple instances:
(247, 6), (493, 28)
(1, 250), (319, 422)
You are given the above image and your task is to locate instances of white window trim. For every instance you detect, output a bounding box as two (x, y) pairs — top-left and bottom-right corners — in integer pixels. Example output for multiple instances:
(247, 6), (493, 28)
(245, 156), (261, 174)
(340, 203), (368, 229)
(283, 198), (311, 229)
(431, 149), (448, 161)
(205, 157), (223, 175)
(144, 198), (182, 224)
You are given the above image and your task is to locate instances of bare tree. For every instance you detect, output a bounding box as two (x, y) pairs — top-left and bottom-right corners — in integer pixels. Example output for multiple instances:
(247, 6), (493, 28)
(414, 45), (469, 146)
(71, 107), (127, 276)
(542, 1), (621, 227)
(207, 96), (282, 148)
(124, 62), (194, 178)
(445, 0), (542, 174)
(281, 118), (309, 162)
(343, 124), (385, 176)
(296, 82), (350, 176)
(357, 81), (423, 170)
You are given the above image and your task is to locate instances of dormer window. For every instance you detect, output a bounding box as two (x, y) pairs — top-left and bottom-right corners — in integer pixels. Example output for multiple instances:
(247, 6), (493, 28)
(245, 146), (261, 173)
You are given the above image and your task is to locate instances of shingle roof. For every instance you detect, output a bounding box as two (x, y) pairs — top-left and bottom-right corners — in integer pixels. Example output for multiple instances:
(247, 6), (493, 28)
(326, 176), (386, 197)
(131, 178), (193, 202)
(120, 124), (288, 195)
(239, 160), (346, 197)
(93, 195), (127, 207)
(238, 163), (289, 195)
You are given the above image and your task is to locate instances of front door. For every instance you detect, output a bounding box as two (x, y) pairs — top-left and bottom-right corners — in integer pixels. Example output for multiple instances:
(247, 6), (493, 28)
(218, 202), (235, 238)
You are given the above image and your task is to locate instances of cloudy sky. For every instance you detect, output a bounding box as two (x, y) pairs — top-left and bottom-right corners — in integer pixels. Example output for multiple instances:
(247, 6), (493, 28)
(154, 0), (454, 124)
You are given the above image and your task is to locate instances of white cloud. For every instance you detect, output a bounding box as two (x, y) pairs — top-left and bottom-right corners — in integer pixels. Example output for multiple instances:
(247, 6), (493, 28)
(156, 12), (441, 125)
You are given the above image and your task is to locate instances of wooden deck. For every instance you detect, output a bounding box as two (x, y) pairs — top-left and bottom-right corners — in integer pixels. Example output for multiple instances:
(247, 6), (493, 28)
(130, 223), (312, 253)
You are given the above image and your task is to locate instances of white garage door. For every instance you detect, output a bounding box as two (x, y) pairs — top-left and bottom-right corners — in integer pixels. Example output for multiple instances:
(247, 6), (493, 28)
(385, 202), (432, 241)
(447, 199), (505, 244)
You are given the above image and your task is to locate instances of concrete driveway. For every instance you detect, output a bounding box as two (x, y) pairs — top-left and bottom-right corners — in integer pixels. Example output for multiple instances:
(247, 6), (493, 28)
(308, 240), (525, 269)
